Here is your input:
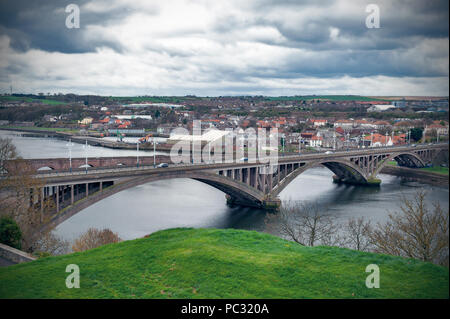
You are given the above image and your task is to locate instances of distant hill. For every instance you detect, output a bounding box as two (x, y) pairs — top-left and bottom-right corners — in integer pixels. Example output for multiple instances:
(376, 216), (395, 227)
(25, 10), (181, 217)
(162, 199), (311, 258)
(0, 228), (447, 299)
(264, 95), (389, 102)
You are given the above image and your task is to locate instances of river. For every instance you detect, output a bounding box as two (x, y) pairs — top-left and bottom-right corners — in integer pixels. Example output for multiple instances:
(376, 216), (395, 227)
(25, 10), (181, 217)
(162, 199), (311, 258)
(1, 129), (448, 242)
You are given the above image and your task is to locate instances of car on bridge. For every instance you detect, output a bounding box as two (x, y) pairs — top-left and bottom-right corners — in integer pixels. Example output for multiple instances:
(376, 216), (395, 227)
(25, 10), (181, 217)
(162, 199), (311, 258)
(157, 163), (169, 168)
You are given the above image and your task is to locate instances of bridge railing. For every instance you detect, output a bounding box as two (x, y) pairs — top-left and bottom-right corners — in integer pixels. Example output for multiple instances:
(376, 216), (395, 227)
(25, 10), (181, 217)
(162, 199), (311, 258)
(3, 143), (446, 180)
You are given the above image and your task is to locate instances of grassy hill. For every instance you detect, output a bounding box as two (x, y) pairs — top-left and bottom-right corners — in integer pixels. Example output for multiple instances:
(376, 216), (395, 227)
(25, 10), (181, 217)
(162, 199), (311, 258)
(0, 228), (448, 299)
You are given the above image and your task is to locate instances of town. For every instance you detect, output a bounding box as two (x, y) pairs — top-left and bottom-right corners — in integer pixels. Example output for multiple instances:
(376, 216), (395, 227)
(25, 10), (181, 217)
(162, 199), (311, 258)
(0, 94), (448, 154)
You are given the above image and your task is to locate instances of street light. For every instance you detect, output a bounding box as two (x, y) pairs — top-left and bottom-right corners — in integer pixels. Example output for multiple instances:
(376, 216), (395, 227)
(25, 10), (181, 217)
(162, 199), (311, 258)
(153, 136), (156, 168)
(208, 141), (211, 163)
(66, 139), (74, 172)
(82, 139), (91, 173)
(298, 135), (301, 155)
(333, 131), (336, 150)
(136, 141), (139, 168)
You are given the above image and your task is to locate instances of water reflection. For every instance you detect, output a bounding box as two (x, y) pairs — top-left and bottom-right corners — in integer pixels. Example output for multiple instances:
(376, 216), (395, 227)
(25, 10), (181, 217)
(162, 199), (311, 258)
(54, 167), (449, 241)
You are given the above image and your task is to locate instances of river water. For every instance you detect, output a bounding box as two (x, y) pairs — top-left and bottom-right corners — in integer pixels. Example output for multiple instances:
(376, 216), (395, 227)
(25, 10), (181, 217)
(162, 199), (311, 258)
(1, 130), (448, 242)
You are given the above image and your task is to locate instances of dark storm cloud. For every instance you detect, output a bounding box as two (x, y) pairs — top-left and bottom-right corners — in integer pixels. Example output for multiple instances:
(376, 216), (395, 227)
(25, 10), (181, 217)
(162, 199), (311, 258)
(0, 0), (135, 53)
(0, 0), (448, 95)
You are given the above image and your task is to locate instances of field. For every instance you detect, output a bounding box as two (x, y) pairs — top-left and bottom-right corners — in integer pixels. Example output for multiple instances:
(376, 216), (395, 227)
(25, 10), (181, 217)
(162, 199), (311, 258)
(0, 228), (447, 299)
(0, 96), (67, 105)
(0, 125), (77, 132)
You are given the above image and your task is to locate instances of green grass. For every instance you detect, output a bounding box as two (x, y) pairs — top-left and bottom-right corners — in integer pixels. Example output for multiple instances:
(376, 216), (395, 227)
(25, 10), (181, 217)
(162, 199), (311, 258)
(0, 96), (66, 105)
(0, 228), (448, 299)
(0, 126), (78, 133)
(387, 161), (449, 176)
(420, 166), (449, 175)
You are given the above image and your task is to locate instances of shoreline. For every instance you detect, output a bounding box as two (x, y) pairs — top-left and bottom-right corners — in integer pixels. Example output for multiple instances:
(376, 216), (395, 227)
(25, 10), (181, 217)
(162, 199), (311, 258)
(0, 127), (173, 151)
(381, 165), (448, 187)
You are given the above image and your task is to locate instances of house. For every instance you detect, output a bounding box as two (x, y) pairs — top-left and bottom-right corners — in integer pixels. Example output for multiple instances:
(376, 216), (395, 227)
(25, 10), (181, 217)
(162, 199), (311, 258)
(373, 121), (391, 129)
(363, 133), (405, 146)
(78, 117), (93, 125)
(364, 133), (394, 147)
(311, 119), (327, 127)
(424, 124), (449, 136)
(354, 119), (375, 129)
(43, 115), (58, 122)
(334, 119), (353, 129)
(393, 121), (413, 130)
(310, 135), (323, 147)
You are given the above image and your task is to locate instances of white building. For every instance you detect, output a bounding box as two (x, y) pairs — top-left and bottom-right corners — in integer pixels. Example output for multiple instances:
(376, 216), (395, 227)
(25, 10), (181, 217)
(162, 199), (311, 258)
(367, 105), (396, 112)
(113, 115), (153, 120)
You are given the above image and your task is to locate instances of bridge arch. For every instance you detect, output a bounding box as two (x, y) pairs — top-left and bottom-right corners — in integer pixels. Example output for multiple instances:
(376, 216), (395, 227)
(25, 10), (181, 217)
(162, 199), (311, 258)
(372, 151), (426, 177)
(272, 158), (369, 196)
(431, 148), (449, 166)
(37, 166), (55, 171)
(79, 164), (94, 168)
(42, 171), (265, 232)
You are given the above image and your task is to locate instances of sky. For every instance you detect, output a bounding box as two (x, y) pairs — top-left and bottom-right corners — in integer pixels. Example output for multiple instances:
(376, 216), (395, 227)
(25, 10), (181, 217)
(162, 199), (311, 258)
(0, 0), (448, 96)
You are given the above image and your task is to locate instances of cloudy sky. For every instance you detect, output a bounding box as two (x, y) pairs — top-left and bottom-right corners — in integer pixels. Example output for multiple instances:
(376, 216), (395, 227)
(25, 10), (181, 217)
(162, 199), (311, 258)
(0, 0), (448, 96)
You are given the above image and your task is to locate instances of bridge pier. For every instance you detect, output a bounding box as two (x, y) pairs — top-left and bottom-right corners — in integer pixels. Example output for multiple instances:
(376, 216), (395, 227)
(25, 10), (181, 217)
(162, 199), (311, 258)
(332, 175), (381, 186)
(261, 197), (281, 210)
(225, 194), (281, 211)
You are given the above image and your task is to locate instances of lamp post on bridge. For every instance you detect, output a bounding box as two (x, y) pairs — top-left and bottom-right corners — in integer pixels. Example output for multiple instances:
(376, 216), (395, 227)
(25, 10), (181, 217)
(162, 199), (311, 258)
(298, 135), (302, 155)
(333, 131), (336, 150)
(153, 136), (156, 168)
(82, 139), (91, 174)
(137, 141), (140, 168)
(66, 139), (74, 172)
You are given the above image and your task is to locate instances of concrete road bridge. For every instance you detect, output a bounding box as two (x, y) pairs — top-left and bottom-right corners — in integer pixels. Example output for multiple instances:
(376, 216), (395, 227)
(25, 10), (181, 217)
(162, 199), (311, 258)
(4, 143), (448, 231)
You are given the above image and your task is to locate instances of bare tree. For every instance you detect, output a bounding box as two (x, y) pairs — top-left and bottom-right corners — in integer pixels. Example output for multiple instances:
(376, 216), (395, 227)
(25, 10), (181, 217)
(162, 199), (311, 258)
(34, 232), (71, 256)
(369, 191), (449, 266)
(72, 228), (122, 252)
(0, 137), (67, 255)
(344, 217), (372, 251)
(265, 201), (340, 246)
(0, 137), (18, 173)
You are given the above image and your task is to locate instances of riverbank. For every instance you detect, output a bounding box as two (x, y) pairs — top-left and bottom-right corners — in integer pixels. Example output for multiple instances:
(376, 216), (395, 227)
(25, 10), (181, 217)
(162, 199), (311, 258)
(0, 127), (173, 151)
(381, 165), (448, 187)
(0, 228), (448, 298)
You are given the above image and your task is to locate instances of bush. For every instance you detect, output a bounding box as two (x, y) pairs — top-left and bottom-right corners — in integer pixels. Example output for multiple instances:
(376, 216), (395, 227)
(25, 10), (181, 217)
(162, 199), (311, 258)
(72, 228), (121, 252)
(0, 216), (22, 250)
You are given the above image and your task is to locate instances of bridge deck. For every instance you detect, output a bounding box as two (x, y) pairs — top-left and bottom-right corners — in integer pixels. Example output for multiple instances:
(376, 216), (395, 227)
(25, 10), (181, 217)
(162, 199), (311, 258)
(29, 143), (447, 184)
